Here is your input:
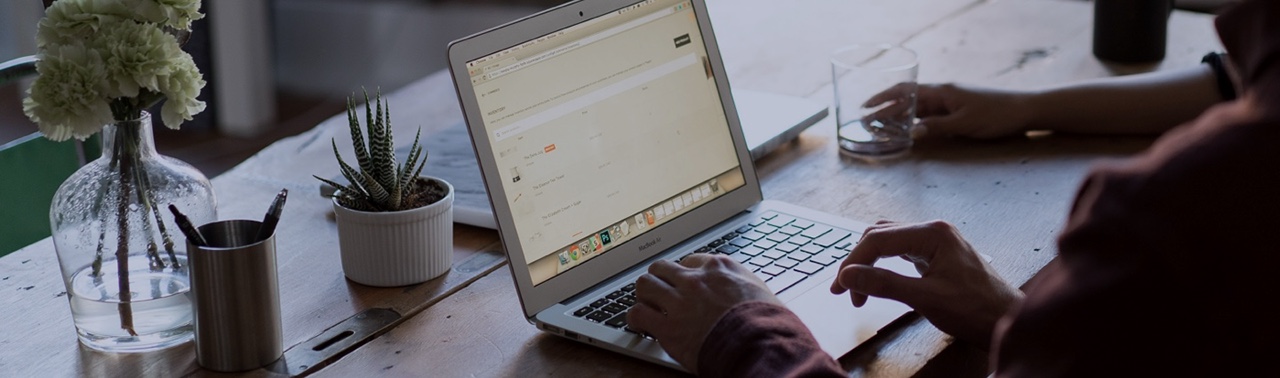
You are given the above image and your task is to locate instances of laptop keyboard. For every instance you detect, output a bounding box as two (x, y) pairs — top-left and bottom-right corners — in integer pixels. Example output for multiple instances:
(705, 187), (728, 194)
(569, 211), (854, 333)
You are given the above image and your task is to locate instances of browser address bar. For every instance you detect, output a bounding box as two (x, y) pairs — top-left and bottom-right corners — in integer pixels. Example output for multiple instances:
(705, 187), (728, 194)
(493, 53), (699, 142)
(483, 5), (678, 81)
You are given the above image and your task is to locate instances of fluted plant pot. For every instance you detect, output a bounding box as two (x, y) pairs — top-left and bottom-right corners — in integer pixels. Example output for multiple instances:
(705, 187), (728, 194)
(333, 176), (453, 287)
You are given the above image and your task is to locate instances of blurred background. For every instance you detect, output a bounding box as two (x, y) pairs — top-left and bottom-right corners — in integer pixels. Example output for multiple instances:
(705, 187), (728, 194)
(0, 0), (1238, 177)
(1, 0), (562, 176)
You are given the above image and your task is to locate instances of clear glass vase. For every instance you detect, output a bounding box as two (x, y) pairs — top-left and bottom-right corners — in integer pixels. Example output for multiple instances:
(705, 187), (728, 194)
(49, 111), (217, 352)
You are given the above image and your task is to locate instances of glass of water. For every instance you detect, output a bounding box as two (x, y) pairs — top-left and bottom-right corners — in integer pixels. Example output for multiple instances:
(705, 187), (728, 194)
(831, 44), (918, 157)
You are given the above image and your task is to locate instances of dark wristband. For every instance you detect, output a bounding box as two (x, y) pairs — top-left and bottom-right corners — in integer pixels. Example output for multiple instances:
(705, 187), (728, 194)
(1201, 52), (1237, 101)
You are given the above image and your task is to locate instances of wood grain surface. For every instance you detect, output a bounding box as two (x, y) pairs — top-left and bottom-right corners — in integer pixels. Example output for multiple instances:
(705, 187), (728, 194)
(0, 0), (1222, 377)
(313, 0), (1222, 377)
(0, 61), (502, 378)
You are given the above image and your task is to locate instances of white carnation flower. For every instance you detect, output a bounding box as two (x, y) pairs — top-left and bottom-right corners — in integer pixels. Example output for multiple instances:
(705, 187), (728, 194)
(125, 0), (205, 31)
(37, 0), (131, 47)
(38, 0), (204, 46)
(96, 19), (184, 99)
(23, 44), (116, 142)
(158, 54), (206, 129)
(26, 0), (205, 138)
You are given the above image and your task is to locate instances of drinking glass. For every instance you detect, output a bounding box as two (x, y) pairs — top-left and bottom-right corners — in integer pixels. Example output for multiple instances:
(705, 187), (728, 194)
(831, 44), (918, 157)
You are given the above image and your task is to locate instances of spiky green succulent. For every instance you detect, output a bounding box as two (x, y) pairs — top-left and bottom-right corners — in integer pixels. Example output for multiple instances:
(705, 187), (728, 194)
(315, 89), (442, 212)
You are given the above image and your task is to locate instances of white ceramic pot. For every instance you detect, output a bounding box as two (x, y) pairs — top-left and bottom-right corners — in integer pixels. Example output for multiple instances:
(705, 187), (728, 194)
(333, 177), (454, 287)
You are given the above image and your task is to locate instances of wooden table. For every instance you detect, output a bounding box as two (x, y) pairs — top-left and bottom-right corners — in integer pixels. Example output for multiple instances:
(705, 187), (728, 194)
(0, 0), (1221, 376)
(0, 37), (505, 378)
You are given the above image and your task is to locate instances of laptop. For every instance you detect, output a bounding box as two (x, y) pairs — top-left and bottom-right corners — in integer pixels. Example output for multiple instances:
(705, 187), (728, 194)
(447, 0), (915, 370)
(317, 91), (824, 230)
(734, 89), (828, 161)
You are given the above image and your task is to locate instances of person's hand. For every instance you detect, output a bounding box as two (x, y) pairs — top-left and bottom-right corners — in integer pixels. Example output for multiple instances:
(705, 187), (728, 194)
(829, 220), (1023, 347)
(865, 83), (1035, 139)
(628, 254), (781, 372)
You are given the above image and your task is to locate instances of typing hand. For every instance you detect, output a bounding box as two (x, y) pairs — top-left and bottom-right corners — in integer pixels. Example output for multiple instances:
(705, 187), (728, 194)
(627, 254), (780, 372)
(829, 220), (1022, 348)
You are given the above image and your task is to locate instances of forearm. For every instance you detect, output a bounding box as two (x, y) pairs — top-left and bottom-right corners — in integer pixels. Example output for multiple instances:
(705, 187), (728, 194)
(698, 302), (846, 378)
(1023, 65), (1222, 135)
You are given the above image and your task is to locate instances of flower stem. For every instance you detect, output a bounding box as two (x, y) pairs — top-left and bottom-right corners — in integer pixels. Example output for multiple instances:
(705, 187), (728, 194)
(135, 163), (179, 270)
(95, 108), (183, 335)
(114, 136), (137, 337)
(90, 141), (120, 278)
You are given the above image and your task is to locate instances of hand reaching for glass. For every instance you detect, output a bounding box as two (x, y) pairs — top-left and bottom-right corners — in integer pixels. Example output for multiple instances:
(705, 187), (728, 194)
(864, 63), (1225, 140)
(864, 83), (1035, 139)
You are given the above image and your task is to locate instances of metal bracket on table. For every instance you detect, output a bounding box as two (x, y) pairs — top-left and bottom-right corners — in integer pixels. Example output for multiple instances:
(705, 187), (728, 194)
(267, 308), (401, 376)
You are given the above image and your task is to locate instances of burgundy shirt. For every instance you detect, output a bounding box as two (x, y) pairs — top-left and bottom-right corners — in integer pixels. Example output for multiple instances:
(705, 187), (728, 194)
(697, 1), (1280, 376)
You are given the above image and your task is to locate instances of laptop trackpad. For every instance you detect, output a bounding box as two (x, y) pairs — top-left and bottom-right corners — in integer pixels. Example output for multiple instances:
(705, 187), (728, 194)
(784, 258), (916, 358)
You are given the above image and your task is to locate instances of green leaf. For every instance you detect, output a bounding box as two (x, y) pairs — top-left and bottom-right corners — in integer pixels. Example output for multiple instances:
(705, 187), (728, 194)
(411, 148), (428, 182)
(318, 86), (433, 212)
(313, 175), (360, 197)
(346, 96), (373, 176)
(336, 194), (373, 211)
(332, 139), (374, 200)
(367, 90), (396, 192)
(398, 128), (423, 193)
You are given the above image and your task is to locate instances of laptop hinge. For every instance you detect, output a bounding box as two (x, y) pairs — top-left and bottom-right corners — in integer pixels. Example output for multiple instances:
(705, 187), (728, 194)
(559, 208), (756, 306)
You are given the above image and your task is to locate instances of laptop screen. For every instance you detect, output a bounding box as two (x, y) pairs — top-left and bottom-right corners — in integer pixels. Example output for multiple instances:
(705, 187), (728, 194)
(464, 0), (745, 285)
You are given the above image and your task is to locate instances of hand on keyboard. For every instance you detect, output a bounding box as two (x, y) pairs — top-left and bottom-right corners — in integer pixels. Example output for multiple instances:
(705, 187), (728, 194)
(828, 220), (1023, 349)
(627, 253), (780, 373)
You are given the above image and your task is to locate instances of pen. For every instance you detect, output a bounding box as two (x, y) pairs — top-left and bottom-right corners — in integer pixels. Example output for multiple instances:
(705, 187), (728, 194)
(256, 188), (288, 242)
(168, 204), (208, 247)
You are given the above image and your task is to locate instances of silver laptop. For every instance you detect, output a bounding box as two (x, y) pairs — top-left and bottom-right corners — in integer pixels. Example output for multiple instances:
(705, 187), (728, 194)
(447, 0), (915, 370)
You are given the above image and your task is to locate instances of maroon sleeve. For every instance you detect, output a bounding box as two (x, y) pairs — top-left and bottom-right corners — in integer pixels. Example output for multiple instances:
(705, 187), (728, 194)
(992, 1), (1280, 375)
(697, 302), (846, 378)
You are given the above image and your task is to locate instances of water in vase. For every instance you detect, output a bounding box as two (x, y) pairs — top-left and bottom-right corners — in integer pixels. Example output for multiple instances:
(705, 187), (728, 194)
(67, 255), (193, 352)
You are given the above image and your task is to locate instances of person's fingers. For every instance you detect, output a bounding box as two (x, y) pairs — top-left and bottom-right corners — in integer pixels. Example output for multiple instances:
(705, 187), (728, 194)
(914, 84), (952, 117)
(832, 222), (940, 294)
(626, 302), (665, 337)
(647, 259), (687, 283)
(917, 112), (965, 138)
(676, 252), (715, 268)
(859, 221), (897, 241)
(858, 223), (942, 262)
(901, 255), (930, 274)
(838, 224), (900, 276)
(634, 273), (678, 311)
(910, 123), (929, 139)
(863, 82), (914, 108)
(837, 264), (922, 307)
(860, 100), (913, 127)
(865, 220), (896, 233)
(835, 221), (899, 294)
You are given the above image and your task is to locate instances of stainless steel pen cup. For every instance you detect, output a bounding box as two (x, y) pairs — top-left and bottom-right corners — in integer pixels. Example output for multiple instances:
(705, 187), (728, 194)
(188, 220), (283, 372)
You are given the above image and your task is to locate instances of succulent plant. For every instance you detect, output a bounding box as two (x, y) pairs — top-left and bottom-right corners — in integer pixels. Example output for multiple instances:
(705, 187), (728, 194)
(315, 89), (446, 211)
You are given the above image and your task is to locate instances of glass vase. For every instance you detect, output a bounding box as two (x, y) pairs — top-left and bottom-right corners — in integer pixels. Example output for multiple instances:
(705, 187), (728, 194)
(49, 111), (217, 353)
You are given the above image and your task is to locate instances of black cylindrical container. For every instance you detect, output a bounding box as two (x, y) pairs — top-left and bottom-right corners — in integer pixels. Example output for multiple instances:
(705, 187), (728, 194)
(1093, 0), (1173, 63)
